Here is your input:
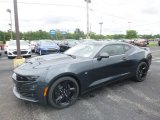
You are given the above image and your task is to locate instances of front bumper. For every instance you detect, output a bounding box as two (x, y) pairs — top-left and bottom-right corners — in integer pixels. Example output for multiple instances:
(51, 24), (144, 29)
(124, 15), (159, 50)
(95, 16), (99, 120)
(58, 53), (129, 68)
(41, 49), (59, 55)
(13, 86), (38, 102)
(8, 50), (31, 57)
(12, 73), (48, 104)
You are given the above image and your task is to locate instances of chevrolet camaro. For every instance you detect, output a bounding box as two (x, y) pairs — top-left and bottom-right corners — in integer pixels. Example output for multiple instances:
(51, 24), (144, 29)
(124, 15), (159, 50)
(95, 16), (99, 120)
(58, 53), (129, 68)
(12, 41), (152, 109)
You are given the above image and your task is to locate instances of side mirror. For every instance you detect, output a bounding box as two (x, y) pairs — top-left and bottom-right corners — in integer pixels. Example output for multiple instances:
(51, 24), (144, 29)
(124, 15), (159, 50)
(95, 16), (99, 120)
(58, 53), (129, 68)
(97, 52), (109, 61)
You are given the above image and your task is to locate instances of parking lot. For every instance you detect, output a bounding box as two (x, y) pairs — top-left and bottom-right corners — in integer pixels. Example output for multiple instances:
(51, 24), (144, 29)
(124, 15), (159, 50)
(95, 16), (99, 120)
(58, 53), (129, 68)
(0, 46), (160, 120)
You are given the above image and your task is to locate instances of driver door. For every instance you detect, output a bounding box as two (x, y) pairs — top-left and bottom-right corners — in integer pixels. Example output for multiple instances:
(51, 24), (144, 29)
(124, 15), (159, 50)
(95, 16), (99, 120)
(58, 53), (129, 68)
(90, 44), (130, 87)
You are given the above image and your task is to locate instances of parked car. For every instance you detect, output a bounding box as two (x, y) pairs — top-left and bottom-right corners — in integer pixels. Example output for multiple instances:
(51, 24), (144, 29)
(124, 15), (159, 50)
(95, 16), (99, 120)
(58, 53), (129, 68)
(4, 41), (10, 54)
(134, 39), (148, 47)
(7, 40), (31, 59)
(59, 39), (80, 52)
(30, 41), (37, 52)
(34, 40), (60, 55)
(12, 41), (152, 109)
(53, 40), (61, 46)
(123, 39), (134, 44)
(0, 49), (1, 56)
(158, 39), (160, 46)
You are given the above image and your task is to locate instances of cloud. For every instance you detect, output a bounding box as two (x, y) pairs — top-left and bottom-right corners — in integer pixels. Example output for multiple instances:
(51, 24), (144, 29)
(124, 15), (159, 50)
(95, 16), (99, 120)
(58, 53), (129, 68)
(141, 7), (159, 15)
(44, 16), (80, 24)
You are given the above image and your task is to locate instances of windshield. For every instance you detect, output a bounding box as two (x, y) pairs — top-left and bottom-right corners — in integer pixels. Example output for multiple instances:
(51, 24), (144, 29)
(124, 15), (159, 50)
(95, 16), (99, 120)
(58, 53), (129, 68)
(41, 40), (54, 45)
(9, 41), (29, 46)
(64, 43), (101, 58)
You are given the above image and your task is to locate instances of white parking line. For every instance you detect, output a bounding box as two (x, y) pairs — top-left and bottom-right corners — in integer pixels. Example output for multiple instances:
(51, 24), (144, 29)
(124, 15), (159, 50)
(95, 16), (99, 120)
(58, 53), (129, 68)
(125, 85), (160, 104)
(152, 60), (160, 63)
(151, 50), (160, 53)
(107, 94), (160, 117)
(152, 57), (160, 61)
(106, 88), (160, 117)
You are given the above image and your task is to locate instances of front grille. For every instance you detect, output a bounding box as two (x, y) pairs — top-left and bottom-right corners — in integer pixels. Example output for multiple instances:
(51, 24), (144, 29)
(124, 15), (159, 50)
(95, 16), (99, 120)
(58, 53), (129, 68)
(47, 49), (59, 53)
(42, 49), (59, 54)
(13, 51), (28, 55)
(16, 81), (38, 99)
(14, 74), (38, 100)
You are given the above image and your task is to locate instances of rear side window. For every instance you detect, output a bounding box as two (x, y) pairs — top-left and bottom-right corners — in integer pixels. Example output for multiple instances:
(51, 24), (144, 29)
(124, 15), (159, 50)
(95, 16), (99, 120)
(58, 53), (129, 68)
(100, 44), (125, 56)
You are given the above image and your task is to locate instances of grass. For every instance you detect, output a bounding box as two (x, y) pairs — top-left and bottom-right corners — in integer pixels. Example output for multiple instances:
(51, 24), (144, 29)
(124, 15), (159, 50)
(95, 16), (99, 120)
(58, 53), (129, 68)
(148, 42), (158, 47)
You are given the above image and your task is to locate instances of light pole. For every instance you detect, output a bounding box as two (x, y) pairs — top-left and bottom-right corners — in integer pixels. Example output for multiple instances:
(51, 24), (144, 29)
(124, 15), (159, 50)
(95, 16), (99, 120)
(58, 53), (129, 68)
(84, 0), (91, 39)
(99, 22), (103, 39)
(128, 21), (131, 30)
(13, 0), (21, 58)
(6, 9), (13, 40)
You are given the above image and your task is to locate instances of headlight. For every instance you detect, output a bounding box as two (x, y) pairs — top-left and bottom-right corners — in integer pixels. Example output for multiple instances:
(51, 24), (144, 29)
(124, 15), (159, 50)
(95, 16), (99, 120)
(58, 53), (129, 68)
(26, 76), (39, 81)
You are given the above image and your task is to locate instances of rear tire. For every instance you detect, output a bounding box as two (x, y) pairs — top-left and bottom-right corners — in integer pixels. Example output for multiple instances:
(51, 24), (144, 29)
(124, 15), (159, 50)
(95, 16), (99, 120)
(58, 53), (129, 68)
(133, 62), (148, 82)
(48, 77), (79, 109)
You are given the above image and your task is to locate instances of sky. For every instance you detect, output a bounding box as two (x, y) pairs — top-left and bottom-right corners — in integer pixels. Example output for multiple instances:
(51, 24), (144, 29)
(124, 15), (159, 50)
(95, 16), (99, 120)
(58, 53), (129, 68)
(0, 0), (160, 35)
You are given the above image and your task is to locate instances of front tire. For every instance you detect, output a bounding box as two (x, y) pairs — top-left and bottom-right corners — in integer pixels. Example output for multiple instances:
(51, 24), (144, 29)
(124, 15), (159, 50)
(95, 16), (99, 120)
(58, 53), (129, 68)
(48, 77), (79, 109)
(133, 62), (148, 82)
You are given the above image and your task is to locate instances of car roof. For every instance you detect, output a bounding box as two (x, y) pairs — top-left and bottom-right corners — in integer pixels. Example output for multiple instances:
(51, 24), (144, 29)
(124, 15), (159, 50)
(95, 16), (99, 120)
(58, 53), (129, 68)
(83, 40), (132, 47)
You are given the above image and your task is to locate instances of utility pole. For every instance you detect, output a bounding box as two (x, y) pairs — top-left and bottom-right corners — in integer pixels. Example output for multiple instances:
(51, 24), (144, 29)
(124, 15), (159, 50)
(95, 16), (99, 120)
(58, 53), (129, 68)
(85, 0), (91, 39)
(90, 24), (92, 36)
(99, 22), (103, 39)
(128, 21), (131, 30)
(13, 0), (21, 58)
(6, 9), (13, 40)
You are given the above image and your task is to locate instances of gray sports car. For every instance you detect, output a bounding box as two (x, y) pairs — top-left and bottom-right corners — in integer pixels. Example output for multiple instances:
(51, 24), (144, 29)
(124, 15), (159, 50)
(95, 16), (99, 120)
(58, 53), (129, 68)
(12, 41), (152, 109)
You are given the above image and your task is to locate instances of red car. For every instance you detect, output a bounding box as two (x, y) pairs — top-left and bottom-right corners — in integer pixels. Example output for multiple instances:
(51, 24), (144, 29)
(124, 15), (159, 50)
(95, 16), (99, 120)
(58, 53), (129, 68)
(134, 39), (147, 47)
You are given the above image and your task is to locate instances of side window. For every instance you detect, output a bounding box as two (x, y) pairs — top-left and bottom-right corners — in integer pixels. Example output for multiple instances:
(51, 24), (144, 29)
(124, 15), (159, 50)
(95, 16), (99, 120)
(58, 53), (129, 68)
(100, 44), (125, 56)
(124, 45), (131, 52)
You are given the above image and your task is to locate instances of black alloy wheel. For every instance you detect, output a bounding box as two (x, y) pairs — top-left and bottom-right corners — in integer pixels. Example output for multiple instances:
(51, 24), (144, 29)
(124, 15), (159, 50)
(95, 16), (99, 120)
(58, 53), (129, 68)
(48, 77), (79, 109)
(134, 62), (148, 82)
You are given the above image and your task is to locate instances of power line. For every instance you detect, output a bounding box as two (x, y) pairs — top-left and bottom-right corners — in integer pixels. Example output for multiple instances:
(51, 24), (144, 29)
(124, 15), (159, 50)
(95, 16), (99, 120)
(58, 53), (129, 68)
(0, 0), (85, 8)
(0, 0), (156, 24)
(1, 0), (160, 31)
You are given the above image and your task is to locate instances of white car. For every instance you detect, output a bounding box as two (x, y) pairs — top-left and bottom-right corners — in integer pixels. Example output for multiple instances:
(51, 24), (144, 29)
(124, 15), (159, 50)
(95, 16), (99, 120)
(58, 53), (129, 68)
(4, 41), (10, 54)
(7, 40), (32, 59)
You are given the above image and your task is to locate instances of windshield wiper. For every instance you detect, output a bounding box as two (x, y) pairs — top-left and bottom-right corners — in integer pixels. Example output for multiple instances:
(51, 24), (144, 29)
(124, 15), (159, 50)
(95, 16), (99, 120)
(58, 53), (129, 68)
(66, 54), (76, 59)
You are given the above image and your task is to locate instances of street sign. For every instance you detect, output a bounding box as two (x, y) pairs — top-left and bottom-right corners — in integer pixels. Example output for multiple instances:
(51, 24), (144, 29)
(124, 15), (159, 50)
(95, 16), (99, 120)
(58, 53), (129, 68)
(50, 30), (56, 36)
(61, 31), (66, 35)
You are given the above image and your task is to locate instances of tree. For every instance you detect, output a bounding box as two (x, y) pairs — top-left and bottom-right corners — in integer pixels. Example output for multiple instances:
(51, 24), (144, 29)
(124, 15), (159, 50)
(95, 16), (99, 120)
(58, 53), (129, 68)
(112, 34), (125, 39)
(73, 28), (85, 40)
(126, 30), (137, 39)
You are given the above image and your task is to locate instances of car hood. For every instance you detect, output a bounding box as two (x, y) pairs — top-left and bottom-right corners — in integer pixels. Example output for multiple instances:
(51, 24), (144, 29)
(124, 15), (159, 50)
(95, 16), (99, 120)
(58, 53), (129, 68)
(41, 44), (59, 49)
(8, 45), (30, 50)
(17, 54), (83, 70)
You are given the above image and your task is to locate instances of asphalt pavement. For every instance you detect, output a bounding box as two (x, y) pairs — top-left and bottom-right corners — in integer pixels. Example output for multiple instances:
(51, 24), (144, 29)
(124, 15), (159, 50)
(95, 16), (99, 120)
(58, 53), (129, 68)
(0, 47), (160, 120)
